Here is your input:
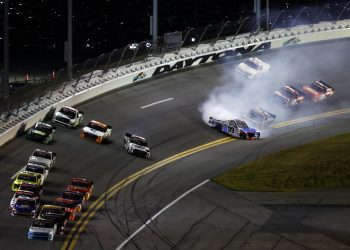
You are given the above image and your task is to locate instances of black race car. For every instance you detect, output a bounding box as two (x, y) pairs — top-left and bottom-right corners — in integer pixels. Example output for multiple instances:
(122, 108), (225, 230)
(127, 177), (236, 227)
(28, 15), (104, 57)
(26, 122), (56, 144)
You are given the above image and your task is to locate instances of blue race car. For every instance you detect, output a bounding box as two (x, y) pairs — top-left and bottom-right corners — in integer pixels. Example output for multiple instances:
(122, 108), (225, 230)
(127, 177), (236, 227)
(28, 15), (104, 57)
(11, 196), (38, 217)
(208, 117), (260, 140)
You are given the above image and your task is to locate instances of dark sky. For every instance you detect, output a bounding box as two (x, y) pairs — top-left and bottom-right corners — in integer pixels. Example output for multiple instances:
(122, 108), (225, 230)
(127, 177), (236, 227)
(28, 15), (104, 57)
(0, 0), (345, 71)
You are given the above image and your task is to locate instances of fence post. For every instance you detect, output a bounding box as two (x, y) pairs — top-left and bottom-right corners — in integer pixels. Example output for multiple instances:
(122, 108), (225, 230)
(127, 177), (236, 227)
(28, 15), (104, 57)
(175, 28), (194, 54)
(336, 0), (350, 22)
(193, 24), (212, 50)
(73, 58), (91, 88)
(103, 49), (118, 75)
(270, 10), (285, 31)
(312, 4), (329, 26)
(211, 21), (231, 46)
(115, 45), (129, 72)
(230, 17), (250, 42)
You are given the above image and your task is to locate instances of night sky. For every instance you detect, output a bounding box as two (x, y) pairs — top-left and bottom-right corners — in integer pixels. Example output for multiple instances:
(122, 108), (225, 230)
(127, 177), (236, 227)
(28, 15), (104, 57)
(0, 0), (344, 72)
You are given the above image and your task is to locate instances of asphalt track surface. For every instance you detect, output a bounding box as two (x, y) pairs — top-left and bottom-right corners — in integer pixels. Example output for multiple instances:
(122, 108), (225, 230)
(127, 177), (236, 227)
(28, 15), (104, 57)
(1, 39), (350, 250)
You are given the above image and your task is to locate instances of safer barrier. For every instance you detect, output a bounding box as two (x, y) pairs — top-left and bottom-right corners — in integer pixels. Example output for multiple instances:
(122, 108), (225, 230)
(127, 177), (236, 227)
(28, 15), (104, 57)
(1, 19), (350, 147)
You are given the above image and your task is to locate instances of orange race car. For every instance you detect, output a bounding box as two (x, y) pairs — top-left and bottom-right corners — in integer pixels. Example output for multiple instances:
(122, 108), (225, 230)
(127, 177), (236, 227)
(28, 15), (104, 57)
(67, 178), (94, 200)
(54, 197), (81, 220)
(80, 120), (112, 143)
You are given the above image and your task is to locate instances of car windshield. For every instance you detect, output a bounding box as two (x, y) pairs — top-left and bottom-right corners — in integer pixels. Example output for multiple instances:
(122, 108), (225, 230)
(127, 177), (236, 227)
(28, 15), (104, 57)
(55, 200), (75, 208)
(62, 192), (83, 201)
(18, 174), (37, 182)
(34, 123), (52, 133)
(19, 184), (40, 193)
(32, 220), (54, 228)
(71, 180), (89, 188)
(32, 150), (51, 160)
(15, 191), (35, 198)
(17, 198), (35, 206)
(130, 137), (148, 147)
(87, 122), (107, 132)
(245, 59), (261, 70)
(59, 107), (77, 119)
(40, 207), (64, 217)
(25, 165), (45, 174)
(236, 121), (249, 128)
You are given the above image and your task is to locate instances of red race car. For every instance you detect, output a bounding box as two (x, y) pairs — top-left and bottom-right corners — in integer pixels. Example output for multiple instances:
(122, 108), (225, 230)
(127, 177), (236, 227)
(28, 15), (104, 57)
(54, 198), (81, 220)
(67, 178), (94, 200)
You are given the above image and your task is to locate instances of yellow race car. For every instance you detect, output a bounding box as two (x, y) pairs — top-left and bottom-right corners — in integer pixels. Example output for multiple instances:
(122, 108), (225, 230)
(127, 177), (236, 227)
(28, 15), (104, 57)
(12, 172), (42, 192)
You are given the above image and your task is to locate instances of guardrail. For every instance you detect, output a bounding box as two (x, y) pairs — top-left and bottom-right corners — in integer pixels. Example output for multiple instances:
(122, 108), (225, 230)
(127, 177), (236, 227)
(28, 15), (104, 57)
(1, 19), (350, 147)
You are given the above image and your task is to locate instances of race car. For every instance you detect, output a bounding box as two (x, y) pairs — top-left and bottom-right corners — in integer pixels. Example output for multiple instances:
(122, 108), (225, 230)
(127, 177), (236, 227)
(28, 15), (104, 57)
(80, 120), (112, 143)
(52, 106), (84, 128)
(243, 108), (276, 127)
(28, 219), (57, 241)
(11, 196), (39, 217)
(236, 57), (270, 79)
(61, 190), (85, 208)
(37, 205), (68, 233)
(10, 190), (39, 209)
(67, 177), (94, 200)
(28, 148), (56, 170)
(208, 117), (260, 140)
(301, 80), (335, 102)
(24, 163), (48, 185)
(12, 172), (42, 191)
(54, 198), (81, 220)
(18, 182), (43, 197)
(123, 133), (151, 158)
(26, 122), (56, 144)
(274, 85), (304, 107)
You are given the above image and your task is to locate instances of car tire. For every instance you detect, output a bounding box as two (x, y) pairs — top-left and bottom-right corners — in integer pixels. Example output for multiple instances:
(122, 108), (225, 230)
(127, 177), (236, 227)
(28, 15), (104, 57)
(216, 125), (222, 132)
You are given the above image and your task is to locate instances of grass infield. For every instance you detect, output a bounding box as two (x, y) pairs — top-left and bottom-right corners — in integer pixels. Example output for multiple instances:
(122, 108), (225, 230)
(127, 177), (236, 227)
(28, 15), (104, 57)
(213, 133), (350, 192)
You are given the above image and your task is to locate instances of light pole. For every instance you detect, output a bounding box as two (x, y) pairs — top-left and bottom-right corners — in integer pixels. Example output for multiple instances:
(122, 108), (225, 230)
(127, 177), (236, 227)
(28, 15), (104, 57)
(67, 0), (73, 80)
(152, 0), (158, 54)
(2, 0), (10, 96)
(266, 0), (269, 30)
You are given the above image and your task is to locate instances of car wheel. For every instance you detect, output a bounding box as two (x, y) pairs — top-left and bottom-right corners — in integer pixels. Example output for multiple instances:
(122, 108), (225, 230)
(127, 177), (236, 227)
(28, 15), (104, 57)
(216, 125), (222, 132)
(240, 133), (246, 140)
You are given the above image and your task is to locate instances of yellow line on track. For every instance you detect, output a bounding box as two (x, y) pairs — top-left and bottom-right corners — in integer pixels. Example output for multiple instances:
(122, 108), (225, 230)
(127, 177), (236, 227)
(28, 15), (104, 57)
(61, 137), (236, 250)
(62, 107), (350, 250)
(272, 108), (350, 128)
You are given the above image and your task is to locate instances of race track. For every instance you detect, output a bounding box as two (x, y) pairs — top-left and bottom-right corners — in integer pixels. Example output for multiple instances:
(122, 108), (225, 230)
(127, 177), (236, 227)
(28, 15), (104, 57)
(1, 38), (350, 250)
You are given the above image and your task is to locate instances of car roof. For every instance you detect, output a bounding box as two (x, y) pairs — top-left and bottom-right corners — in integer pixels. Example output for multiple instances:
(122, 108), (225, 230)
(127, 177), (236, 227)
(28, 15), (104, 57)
(89, 120), (107, 128)
(72, 177), (89, 183)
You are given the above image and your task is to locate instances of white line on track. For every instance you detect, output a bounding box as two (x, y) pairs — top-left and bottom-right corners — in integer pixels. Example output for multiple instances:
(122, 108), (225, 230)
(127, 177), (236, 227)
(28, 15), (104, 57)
(11, 165), (26, 179)
(140, 97), (174, 109)
(115, 179), (210, 250)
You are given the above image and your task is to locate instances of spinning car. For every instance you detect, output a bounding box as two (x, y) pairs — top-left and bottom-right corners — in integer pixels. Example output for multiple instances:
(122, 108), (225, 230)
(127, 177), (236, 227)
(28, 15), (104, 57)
(274, 85), (304, 107)
(67, 178), (94, 200)
(54, 198), (81, 220)
(243, 108), (276, 127)
(11, 196), (38, 217)
(28, 148), (56, 170)
(123, 133), (151, 158)
(236, 57), (270, 79)
(26, 122), (56, 144)
(208, 117), (260, 140)
(52, 106), (84, 128)
(301, 80), (335, 102)
(80, 120), (112, 143)
(28, 219), (57, 241)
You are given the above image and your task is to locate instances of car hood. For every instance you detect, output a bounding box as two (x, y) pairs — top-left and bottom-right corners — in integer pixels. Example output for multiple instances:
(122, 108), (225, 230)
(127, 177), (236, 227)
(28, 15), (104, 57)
(83, 127), (105, 137)
(29, 226), (54, 233)
(237, 63), (257, 77)
(55, 111), (73, 120)
(15, 204), (35, 210)
(240, 127), (257, 133)
(29, 156), (51, 166)
(130, 143), (150, 151)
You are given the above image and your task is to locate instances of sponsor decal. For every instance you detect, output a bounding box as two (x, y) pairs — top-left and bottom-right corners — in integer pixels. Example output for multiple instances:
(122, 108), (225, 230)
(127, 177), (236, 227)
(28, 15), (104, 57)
(152, 42), (271, 76)
(283, 37), (301, 47)
(133, 72), (146, 82)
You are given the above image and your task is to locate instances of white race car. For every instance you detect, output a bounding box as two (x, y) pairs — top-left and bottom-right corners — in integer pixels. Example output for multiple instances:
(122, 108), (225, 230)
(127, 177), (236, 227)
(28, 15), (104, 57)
(123, 133), (151, 158)
(52, 106), (84, 128)
(28, 149), (56, 170)
(80, 120), (112, 143)
(236, 57), (270, 79)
